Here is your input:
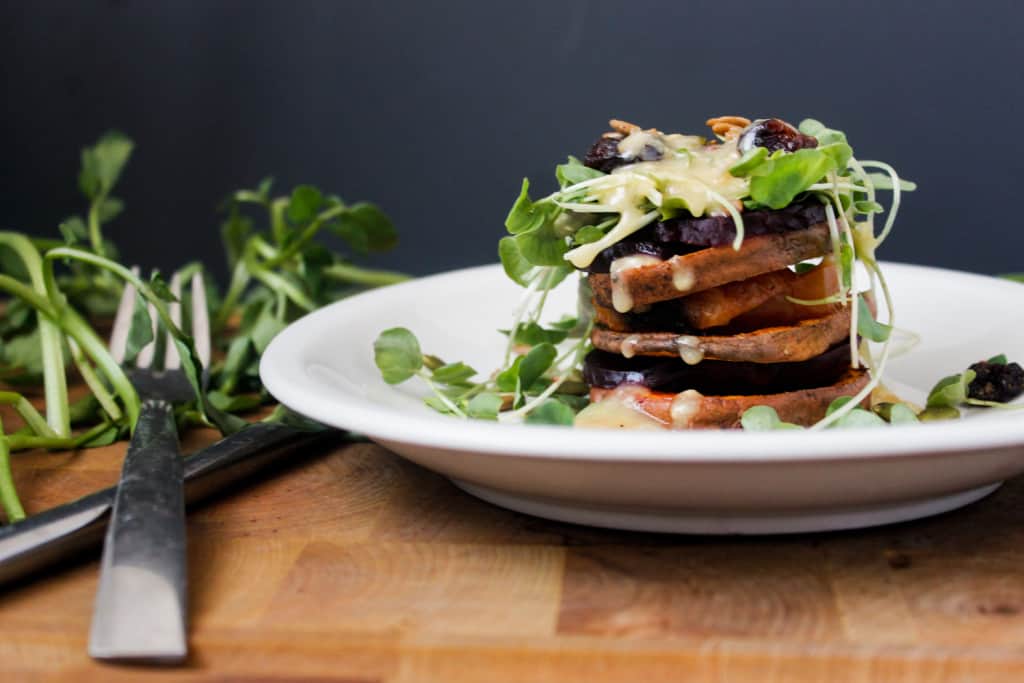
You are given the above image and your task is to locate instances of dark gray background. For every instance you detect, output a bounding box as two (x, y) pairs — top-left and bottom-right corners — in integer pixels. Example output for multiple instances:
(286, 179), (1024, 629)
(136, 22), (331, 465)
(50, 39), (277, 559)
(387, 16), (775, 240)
(1, 1), (1020, 281)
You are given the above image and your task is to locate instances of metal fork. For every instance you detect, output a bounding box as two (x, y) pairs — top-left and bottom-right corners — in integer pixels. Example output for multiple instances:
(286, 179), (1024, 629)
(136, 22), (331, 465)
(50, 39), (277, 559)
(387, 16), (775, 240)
(88, 270), (210, 663)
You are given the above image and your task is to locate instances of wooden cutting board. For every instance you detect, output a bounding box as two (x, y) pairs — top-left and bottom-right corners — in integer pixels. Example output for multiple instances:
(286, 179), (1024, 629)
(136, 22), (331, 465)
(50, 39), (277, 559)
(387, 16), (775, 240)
(2, 425), (1024, 682)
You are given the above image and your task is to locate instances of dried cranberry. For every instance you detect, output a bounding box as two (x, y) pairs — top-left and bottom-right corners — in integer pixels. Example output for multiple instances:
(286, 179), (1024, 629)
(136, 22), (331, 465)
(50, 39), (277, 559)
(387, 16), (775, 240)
(967, 361), (1024, 403)
(738, 118), (818, 154)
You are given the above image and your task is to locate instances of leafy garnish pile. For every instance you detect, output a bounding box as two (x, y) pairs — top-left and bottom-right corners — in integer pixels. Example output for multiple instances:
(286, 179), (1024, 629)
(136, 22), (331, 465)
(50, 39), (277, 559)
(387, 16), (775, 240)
(0, 132), (405, 522)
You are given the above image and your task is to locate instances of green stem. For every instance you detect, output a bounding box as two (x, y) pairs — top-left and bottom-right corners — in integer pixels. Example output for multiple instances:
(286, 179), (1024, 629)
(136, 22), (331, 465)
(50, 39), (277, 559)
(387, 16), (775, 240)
(248, 264), (316, 311)
(45, 248), (185, 339)
(216, 260), (251, 330)
(8, 420), (114, 452)
(0, 418), (25, 522)
(0, 270), (136, 430)
(58, 307), (140, 429)
(263, 205), (344, 269)
(87, 197), (106, 258)
(67, 338), (122, 421)
(0, 233), (71, 437)
(270, 197), (289, 245)
(322, 263), (411, 287)
(0, 391), (56, 438)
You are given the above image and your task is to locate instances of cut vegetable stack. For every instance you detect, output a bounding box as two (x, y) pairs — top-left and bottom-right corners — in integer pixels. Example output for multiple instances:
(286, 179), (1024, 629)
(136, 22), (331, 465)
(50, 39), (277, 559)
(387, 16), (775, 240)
(574, 118), (871, 428)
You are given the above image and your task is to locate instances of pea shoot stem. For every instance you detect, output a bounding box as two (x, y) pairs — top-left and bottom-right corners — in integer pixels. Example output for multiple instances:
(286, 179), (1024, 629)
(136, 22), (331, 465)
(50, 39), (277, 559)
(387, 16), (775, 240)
(0, 417), (25, 522)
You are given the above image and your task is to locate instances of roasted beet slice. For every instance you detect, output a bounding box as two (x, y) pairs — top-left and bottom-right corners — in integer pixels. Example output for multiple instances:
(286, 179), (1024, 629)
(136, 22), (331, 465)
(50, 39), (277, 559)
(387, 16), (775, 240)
(968, 360), (1024, 403)
(582, 343), (850, 395)
(585, 201), (826, 273)
(583, 135), (628, 173)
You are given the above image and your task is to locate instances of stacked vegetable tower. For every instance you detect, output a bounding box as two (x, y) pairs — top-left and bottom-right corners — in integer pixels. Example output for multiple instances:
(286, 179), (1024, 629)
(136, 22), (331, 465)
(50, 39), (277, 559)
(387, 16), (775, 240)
(574, 118), (870, 428)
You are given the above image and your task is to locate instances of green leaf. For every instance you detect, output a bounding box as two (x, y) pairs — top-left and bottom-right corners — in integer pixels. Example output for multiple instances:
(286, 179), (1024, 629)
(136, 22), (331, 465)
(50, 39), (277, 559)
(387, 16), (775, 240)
(424, 395), (457, 414)
(68, 394), (101, 425)
(286, 185), (324, 224)
(431, 362), (477, 385)
(857, 297), (891, 342)
(854, 200), (884, 215)
(833, 408), (887, 429)
(495, 356), (523, 393)
(80, 424), (121, 448)
(729, 146), (769, 177)
(148, 272), (178, 303)
(467, 393), (503, 420)
(511, 321), (569, 346)
(793, 261), (817, 274)
(221, 210), (254, 270)
(818, 142), (852, 169)
(797, 119), (827, 137)
(59, 216), (88, 245)
(926, 370), (975, 409)
(514, 226), (567, 267)
(887, 403), (920, 425)
(0, 329), (44, 378)
(256, 176), (275, 200)
(374, 327), (423, 384)
(98, 197), (124, 223)
(826, 396), (855, 416)
(840, 243), (854, 290)
(740, 405), (802, 431)
(79, 131), (134, 198)
(517, 343), (557, 391)
(332, 202), (398, 253)
(505, 179), (554, 235)
(499, 236), (533, 286)
(206, 390), (262, 413)
(556, 156), (605, 188)
(918, 405), (961, 422)
(525, 399), (575, 426)
(250, 310), (286, 354)
(572, 224), (606, 245)
(749, 148), (837, 209)
(987, 354), (1009, 365)
(123, 293), (154, 364)
(1000, 273), (1024, 283)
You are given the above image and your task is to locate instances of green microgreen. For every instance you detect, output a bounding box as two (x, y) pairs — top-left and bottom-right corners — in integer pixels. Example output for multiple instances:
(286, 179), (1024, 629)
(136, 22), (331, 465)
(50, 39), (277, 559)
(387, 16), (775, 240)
(0, 133), (406, 524)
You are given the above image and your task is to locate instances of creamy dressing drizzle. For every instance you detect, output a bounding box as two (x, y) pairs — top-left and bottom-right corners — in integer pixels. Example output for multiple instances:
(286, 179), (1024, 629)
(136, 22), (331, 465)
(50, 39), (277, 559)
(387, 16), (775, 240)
(669, 389), (704, 429)
(608, 254), (661, 313)
(620, 334), (641, 359)
(675, 335), (705, 365)
(564, 131), (749, 270)
(574, 385), (667, 430)
(671, 261), (695, 291)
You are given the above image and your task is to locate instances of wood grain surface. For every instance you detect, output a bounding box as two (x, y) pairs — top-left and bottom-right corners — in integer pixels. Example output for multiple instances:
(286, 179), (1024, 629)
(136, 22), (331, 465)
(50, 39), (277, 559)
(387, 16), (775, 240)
(2, 421), (1024, 682)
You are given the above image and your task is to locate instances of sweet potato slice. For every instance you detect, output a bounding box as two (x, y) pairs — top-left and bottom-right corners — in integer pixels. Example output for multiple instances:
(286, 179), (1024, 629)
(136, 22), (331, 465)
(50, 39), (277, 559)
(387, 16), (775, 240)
(593, 268), (797, 331)
(588, 367), (869, 429)
(590, 305), (850, 364)
(588, 223), (832, 311)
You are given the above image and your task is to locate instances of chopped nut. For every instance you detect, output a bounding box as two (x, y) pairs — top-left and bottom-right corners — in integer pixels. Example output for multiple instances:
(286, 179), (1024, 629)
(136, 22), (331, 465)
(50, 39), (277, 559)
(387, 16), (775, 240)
(706, 115), (752, 139)
(609, 119), (642, 135)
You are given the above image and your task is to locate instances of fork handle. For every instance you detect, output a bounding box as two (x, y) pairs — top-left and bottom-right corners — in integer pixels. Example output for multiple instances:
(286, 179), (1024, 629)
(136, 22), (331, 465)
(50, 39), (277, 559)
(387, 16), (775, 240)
(89, 398), (187, 663)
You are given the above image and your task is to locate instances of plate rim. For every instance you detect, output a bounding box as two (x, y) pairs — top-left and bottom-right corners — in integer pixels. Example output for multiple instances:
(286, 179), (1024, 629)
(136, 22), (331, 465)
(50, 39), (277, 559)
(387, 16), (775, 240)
(260, 261), (1024, 464)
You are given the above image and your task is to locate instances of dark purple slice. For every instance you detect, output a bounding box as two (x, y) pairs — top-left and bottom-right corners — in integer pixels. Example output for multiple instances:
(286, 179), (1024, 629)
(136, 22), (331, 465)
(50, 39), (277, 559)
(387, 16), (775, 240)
(584, 201), (826, 273)
(582, 343), (850, 395)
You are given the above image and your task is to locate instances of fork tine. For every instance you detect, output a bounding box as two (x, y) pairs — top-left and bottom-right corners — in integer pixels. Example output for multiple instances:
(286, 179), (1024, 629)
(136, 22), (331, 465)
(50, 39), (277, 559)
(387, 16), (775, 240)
(108, 267), (140, 364)
(163, 273), (184, 370)
(190, 273), (211, 368)
(135, 301), (160, 369)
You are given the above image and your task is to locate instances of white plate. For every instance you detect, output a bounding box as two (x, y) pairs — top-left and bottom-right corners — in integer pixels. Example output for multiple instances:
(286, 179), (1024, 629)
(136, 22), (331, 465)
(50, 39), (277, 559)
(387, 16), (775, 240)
(260, 262), (1024, 534)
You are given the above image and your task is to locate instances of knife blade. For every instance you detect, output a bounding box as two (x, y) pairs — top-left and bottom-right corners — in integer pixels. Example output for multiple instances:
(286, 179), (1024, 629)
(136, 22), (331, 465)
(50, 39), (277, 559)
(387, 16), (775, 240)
(0, 421), (339, 587)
